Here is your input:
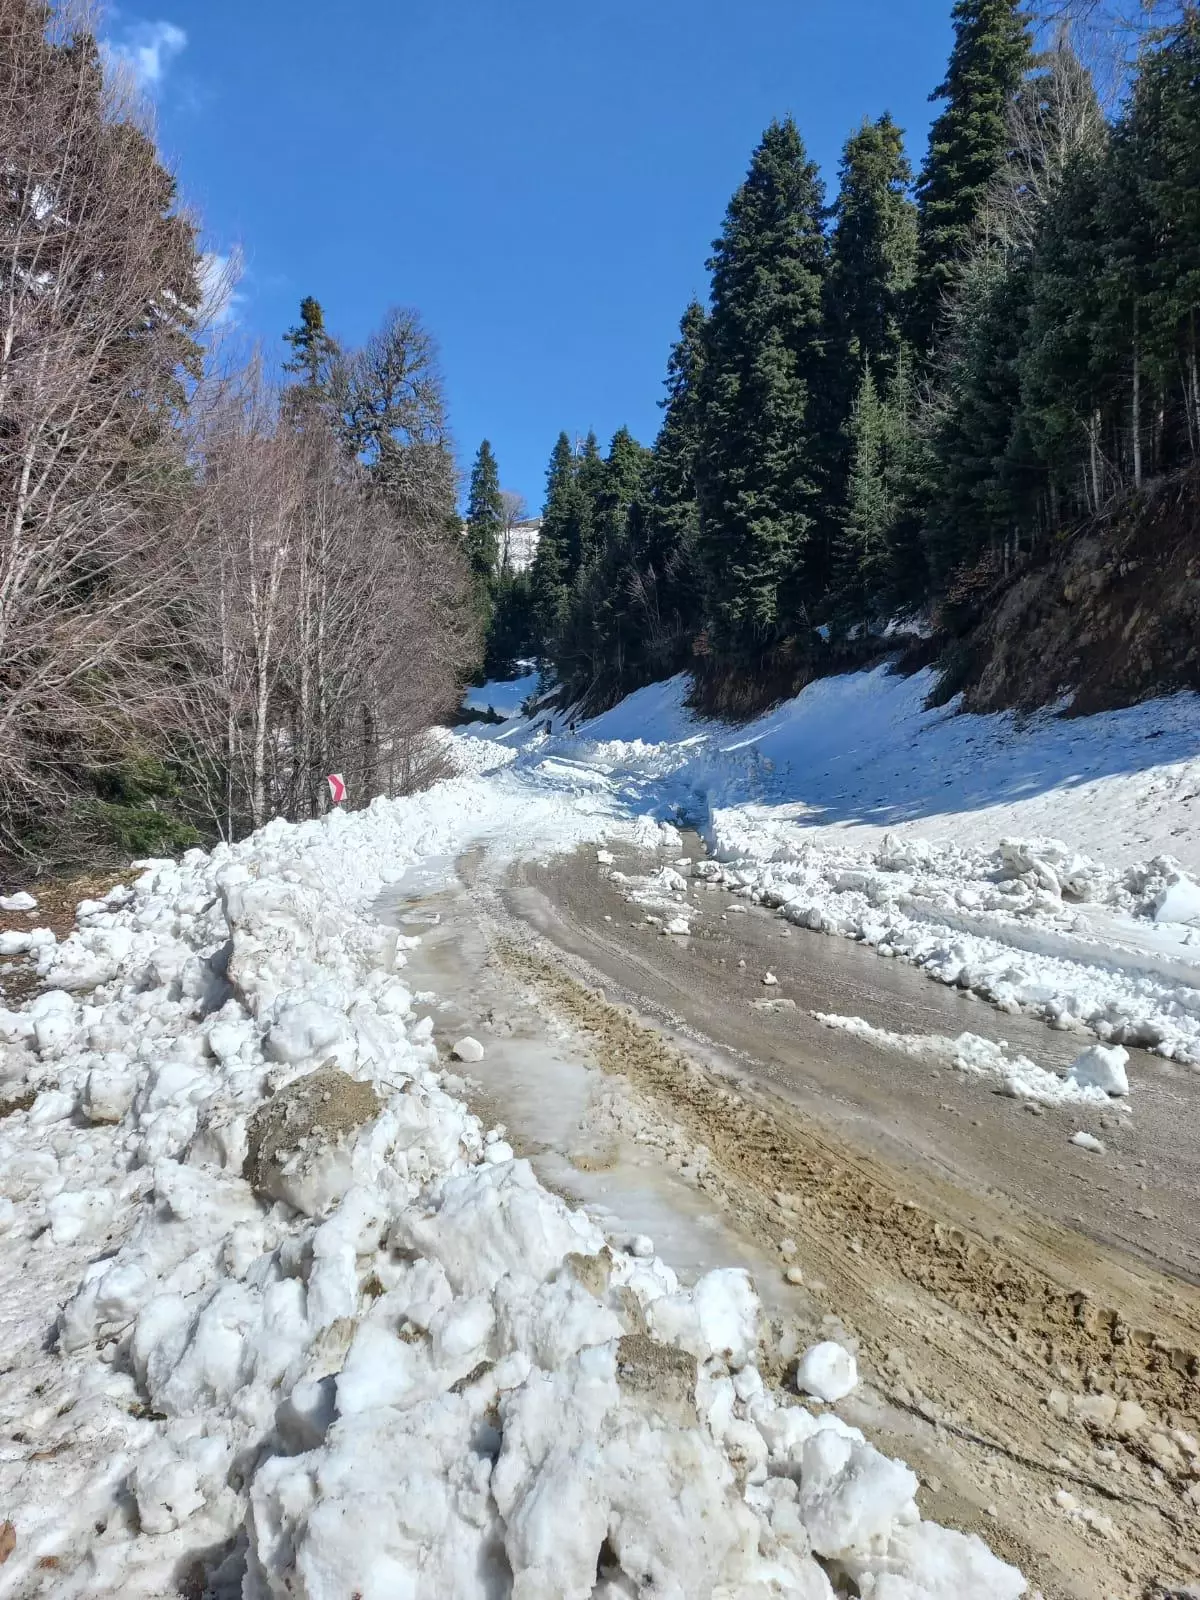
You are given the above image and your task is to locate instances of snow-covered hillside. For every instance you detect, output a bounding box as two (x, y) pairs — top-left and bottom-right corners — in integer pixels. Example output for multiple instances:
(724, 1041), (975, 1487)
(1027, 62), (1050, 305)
(472, 665), (1200, 1067)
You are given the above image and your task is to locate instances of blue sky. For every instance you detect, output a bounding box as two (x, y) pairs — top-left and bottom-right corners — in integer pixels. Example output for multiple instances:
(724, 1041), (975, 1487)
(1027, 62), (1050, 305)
(109, 2), (955, 511)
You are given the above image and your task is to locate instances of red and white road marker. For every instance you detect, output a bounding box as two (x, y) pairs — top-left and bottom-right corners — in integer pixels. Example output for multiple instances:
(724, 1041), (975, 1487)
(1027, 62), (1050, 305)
(326, 773), (346, 806)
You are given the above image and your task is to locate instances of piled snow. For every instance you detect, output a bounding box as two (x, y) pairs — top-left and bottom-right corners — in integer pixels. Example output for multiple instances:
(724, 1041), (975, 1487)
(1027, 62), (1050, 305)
(811, 1014), (1129, 1109)
(1154, 872), (1200, 926)
(1, 890), (38, 912)
(797, 1341), (859, 1403)
(0, 785), (1025, 1597)
(461, 666), (1200, 1066)
(1067, 1043), (1130, 1096)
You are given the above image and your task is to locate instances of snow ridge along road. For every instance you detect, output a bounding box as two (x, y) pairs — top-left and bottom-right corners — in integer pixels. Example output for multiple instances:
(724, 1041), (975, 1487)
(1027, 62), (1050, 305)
(0, 771), (1024, 1597)
(470, 664), (1200, 1071)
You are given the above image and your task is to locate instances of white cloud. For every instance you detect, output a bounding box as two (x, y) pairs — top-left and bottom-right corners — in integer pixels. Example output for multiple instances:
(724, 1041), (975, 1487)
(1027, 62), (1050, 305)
(198, 249), (245, 329)
(106, 20), (187, 93)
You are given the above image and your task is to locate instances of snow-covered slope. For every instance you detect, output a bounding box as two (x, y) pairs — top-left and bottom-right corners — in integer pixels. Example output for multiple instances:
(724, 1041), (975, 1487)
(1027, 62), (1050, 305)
(462, 668), (541, 721)
(0, 776), (1024, 1597)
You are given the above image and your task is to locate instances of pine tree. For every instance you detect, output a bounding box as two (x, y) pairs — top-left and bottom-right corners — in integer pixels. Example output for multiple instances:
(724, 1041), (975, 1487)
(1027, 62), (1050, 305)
(925, 249), (1034, 587)
(1018, 138), (1109, 510)
(284, 296), (339, 390)
(824, 114), (919, 610)
(833, 366), (900, 626)
(1140, 13), (1200, 466)
(838, 364), (921, 630)
(555, 428), (651, 706)
(594, 427), (650, 552)
(912, 0), (1034, 353)
(632, 300), (709, 675)
(828, 114), (918, 387)
(695, 118), (831, 669)
(1093, 17), (1200, 490)
(528, 432), (576, 653)
(464, 439), (503, 591)
(569, 430), (606, 574)
(644, 301), (707, 574)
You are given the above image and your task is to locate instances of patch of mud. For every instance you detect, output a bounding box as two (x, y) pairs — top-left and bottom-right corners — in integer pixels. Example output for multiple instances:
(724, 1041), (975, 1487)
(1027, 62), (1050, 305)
(376, 881), (806, 1306)
(244, 1067), (380, 1209)
(500, 942), (1200, 1600)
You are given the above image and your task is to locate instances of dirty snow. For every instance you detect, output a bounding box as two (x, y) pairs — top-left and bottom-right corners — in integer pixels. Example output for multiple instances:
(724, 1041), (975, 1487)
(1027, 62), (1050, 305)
(0, 774), (1025, 1597)
(810, 1014), (1131, 1109)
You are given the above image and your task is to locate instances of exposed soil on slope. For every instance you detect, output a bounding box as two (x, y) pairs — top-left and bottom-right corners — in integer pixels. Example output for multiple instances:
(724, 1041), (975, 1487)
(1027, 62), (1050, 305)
(956, 469), (1200, 716)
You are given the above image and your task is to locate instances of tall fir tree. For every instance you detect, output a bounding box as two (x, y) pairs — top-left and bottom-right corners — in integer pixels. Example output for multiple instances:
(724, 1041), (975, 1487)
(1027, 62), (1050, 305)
(912, 0), (1033, 353)
(528, 432), (576, 653)
(643, 301), (707, 575)
(568, 430), (606, 574)
(828, 114), (918, 388)
(925, 248), (1034, 588)
(1017, 142), (1109, 507)
(1093, 21), (1193, 491)
(283, 296), (339, 390)
(824, 114), (920, 618)
(556, 428), (651, 705)
(1139, 12), (1200, 467)
(832, 366), (893, 625)
(695, 117), (831, 670)
(633, 299), (709, 674)
(464, 439), (503, 598)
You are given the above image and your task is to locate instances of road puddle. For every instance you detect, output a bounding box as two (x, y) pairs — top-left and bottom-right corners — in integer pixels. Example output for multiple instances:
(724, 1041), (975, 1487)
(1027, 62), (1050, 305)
(374, 858), (811, 1314)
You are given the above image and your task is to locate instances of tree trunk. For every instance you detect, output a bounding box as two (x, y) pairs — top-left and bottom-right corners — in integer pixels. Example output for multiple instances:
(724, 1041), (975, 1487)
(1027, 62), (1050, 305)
(361, 700), (378, 803)
(1132, 301), (1143, 491)
(1088, 409), (1102, 511)
(220, 564), (235, 842)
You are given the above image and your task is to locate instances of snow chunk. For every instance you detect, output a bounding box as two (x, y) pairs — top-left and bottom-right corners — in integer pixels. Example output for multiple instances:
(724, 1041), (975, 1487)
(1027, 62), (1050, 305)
(451, 1036), (485, 1063)
(47, 1188), (116, 1245)
(0, 891), (37, 912)
(82, 1067), (137, 1125)
(646, 1267), (760, 1369)
(134, 1448), (204, 1535)
(1153, 872), (1200, 926)
(798, 1428), (919, 1557)
(393, 1160), (604, 1298)
(797, 1340), (858, 1402)
(1069, 1130), (1106, 1154)
(844, 1518), (1027, 1598)
(1067, 1044), (1129, 1097)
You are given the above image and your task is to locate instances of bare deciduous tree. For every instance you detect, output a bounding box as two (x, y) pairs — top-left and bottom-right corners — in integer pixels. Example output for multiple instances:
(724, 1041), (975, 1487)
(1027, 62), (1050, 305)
(0, 5), (478, 860)
(499, 489), (529, 570)
(0, 0), (200, 852)
(173, 336), (476, 837)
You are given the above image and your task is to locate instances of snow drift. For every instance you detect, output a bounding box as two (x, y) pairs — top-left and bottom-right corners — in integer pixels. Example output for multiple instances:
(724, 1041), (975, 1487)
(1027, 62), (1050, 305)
(0, 782), (1024, 1598)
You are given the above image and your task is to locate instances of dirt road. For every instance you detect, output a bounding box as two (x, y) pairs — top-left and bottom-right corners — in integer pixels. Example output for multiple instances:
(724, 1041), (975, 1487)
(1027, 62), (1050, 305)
(382, 840), (1200, 1599)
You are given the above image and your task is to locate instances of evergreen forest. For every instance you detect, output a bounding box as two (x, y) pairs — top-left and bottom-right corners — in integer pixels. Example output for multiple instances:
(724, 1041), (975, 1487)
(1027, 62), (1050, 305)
(467, 2), (1200, 714)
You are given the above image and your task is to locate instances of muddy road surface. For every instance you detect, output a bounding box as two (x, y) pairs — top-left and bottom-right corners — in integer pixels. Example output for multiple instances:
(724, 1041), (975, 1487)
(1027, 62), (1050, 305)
(381, 841), (1200, 1599)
